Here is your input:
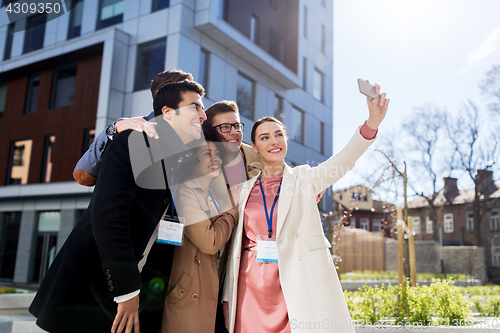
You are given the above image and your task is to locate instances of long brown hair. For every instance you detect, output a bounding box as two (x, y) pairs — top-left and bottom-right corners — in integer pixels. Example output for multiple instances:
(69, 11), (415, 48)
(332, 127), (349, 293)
(250, 116), (287, 144)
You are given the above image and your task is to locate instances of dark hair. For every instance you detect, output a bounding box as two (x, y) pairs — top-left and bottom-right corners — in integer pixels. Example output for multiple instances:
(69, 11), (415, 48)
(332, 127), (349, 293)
(187, 127), (227, 163)
(204, 100), (239, 127)
(150, 70), (194, 97)
(250, 116), (287, 144)
(153, 81), (205, 117)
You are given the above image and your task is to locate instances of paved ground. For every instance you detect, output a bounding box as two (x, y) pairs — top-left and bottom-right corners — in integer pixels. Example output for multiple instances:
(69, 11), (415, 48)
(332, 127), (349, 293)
(0, 313), (35, 333)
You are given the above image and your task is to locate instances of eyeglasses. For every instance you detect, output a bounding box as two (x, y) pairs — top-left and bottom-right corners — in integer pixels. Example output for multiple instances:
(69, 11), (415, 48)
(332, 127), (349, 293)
(213, 122), (244, 133)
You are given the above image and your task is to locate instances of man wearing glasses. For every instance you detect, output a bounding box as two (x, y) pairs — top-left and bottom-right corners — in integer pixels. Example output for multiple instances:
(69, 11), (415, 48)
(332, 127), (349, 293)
(203, 100), (262, 187)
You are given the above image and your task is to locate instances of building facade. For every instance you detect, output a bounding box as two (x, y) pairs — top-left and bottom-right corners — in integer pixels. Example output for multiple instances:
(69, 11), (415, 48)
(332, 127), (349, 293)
(0, 0), (334, 285)
(333, 184), (395, 237)
(407, 174), (500, 283)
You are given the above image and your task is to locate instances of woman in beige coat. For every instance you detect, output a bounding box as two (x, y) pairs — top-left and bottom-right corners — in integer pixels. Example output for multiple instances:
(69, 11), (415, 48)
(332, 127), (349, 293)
(161, 138), (238, 333)
(222, 83), (389, 333)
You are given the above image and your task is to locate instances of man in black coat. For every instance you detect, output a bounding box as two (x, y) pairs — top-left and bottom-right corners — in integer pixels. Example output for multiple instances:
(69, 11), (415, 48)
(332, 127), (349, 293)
(29, 80), (206, 333)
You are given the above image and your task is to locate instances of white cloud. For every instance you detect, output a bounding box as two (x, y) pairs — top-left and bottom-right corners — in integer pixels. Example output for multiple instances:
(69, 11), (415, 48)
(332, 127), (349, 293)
(458, 27), (500, 75)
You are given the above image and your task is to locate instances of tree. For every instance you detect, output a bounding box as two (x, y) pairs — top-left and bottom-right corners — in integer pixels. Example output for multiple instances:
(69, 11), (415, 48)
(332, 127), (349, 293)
(402, 105), (450, 240)
(446, 100), (499, 246)
(479, 63), (500, 116)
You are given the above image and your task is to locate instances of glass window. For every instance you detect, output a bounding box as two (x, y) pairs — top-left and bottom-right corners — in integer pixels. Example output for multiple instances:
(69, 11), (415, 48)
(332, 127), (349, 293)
(372, 219), (381, 232)
(413, 216), (420, 234)
(0, 82), (6, 120)
(84, 127), (96, 152)
(250, 15), (259, 43)
(303, 6), (307, 38)
(8, 139), (33, 185)
(320, 122), (325, 154)
(220, 0), (228, 21)
(67, 0), (84, 39)
(51, 64), (77, 109)
(321, 24), (326, 53)
(152, 0), (169, 12)
(426, 216), (433, 234)
(303, 57), (307, 89)
(360, 218), (369, 231)
(269, 29), (283, 62)
(3, 22), (14, 60)
(236, 73), (254, 119)
(492, 246), (500, 268)
(467, 212), (474, 231)
(0, 212), (21, 280)
(272, 94), (284, 121)
(313, 68), (323, 102)
(199, 49), (210, 95)
(24, 14), (46, 54)
(491, 210), (499, 231)
(134, 38), (166, 91)
(41, 134), (56, 183)
(444, 213), (454, 233)
(350, 217), (355, 228)
(25, 73), (40, 115)
(289, 107), (304, 144)
(33, 212), (60, 283)
(97, 0), (124, 30)
(3, 1), (18, 7)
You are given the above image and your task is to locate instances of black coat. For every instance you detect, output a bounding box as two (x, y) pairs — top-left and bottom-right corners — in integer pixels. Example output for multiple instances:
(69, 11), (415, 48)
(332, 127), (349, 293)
(29, 122), (199, 333)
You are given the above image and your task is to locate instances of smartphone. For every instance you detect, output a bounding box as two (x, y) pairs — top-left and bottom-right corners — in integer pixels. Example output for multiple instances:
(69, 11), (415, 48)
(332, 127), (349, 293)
(357, 78), (381, 101)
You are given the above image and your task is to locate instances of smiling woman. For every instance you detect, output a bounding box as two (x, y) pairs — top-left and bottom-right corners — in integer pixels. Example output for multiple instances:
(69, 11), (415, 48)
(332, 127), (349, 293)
(222, 84), (389, 333)
(161, 133), (238, 333)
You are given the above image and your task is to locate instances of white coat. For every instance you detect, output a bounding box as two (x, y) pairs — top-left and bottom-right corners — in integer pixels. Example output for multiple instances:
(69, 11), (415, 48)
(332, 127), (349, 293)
(222, 128), (375, 333)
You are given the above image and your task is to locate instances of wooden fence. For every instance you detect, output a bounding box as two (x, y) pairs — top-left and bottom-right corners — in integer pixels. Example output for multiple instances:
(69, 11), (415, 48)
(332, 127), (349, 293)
(336, 227), (385, 274)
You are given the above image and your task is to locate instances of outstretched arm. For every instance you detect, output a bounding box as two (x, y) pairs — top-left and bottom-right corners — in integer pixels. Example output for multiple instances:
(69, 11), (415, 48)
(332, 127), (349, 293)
(307, 82), (389, 193)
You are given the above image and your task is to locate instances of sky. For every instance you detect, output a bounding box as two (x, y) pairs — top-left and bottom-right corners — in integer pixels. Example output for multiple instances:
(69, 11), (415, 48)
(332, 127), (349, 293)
(332, 0), (500, 199)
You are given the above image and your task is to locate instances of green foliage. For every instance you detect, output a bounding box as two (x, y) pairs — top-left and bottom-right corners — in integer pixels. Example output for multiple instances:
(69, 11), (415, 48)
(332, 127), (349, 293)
(474, 296), (500, 317)
(340, 270), (468, 281)
(463, 285), (500, 296)
(429, 279), (471, 324)
(0, 287), (16, 294)
(344, 279), (473, 326)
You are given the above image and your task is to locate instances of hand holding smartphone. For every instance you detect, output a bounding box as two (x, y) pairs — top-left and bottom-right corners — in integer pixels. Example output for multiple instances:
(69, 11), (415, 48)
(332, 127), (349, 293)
(357, 78), (381, 101)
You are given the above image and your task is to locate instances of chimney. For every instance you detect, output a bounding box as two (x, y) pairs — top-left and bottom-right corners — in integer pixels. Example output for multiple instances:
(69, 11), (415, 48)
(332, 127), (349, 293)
(476, 169), (495, 196)
(443, 177), (459, 201)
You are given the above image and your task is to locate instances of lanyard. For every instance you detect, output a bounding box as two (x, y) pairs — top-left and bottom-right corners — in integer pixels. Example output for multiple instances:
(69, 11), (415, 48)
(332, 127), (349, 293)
(208, 190), (221, 215)
(258, 174), (282, 238)
(161, 159), (180, 215)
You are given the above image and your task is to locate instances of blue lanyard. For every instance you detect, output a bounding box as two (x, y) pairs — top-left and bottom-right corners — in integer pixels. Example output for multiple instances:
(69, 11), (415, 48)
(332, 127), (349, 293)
(258, 173), (282, 238)
(170, 169), (181, 215)
(208, 191), (221, 215)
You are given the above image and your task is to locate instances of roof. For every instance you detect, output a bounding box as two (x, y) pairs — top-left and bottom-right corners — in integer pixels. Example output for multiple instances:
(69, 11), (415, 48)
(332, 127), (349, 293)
(407, 185), (500, 209)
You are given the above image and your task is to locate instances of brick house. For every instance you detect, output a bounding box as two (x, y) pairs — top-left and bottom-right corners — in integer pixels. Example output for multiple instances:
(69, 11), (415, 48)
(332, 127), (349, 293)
(333, 184), (395, 236)
(407, 172), (500, 283)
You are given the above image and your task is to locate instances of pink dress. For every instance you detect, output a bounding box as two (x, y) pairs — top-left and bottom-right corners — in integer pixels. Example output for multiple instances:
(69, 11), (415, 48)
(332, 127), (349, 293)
(235, 175), (291, 333)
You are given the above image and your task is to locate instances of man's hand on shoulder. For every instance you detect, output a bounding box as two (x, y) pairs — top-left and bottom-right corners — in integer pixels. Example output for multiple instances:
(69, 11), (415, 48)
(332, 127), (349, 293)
(112, 295), (140, 333)
(116, 117), (159, 139)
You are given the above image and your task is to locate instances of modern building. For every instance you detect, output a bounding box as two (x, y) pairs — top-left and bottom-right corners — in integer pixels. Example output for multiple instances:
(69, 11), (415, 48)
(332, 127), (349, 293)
(407, 172), (500, 283)
(0, 0), (334, 286)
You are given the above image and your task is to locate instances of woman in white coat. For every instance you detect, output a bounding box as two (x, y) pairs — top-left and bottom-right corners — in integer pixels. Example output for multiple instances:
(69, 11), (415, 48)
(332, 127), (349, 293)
(222, 83), (389, 333)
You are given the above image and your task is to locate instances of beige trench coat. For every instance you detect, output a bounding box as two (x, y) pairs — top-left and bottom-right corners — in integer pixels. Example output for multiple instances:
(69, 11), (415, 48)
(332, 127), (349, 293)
(161, 176), (238, 333)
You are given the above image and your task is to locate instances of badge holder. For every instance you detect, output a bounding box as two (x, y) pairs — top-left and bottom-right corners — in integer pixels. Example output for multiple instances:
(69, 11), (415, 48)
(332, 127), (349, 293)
(157, 215), (185, 246)
(256, 235), (278, 262)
